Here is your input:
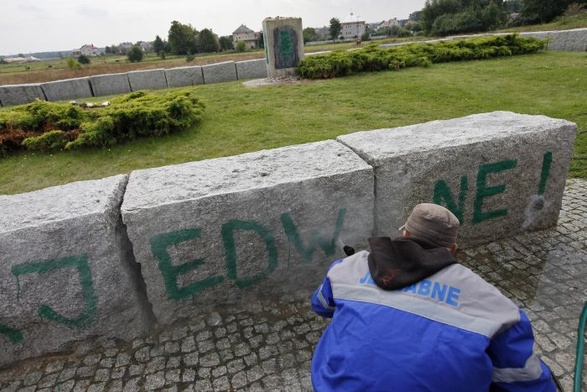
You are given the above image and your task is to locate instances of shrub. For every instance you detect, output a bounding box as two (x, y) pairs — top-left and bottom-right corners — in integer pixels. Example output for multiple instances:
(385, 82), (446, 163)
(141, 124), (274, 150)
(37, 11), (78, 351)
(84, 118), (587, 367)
(0, 90), (206, 155)
(22, 130), (68, 152)
(297, 34), (547, 79)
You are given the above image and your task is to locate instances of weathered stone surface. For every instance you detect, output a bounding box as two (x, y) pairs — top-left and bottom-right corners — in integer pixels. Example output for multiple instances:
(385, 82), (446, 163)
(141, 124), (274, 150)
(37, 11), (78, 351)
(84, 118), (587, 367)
(41, 77), (93, 101)
(165, 66), (204, 88)
(89, 73), (131, 97)
(0, 175), (152, 366)
(0, 84), (46, 107)
(236, 59), (267, 80)
(521, 28), (587, 51)
(127, 69), (168, 91)
(337, 111), (576, 248)
(121, 140), (374, 325)
(201, 61), (237, 84)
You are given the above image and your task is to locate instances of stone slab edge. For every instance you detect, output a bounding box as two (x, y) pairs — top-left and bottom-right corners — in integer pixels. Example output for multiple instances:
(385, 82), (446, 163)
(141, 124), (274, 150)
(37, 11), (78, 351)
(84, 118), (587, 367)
(41, 77), (93, 101)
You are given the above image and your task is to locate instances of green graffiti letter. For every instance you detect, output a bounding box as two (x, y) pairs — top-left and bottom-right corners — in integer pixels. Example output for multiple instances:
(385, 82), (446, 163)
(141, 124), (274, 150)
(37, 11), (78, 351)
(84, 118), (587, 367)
(150, 229), (223, 301)
(473, 160), (518, 224)
(222, 220), (278, 289)
(280, 208), (346, 264)
(538, 152), (553, 196)
(0, 324), (24, 344)
(433, 176), (468, 223)
(11, 256), (97, 329)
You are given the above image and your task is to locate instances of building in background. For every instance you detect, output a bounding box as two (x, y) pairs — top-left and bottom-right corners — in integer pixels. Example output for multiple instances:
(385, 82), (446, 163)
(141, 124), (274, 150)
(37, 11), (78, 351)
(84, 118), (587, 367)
(232, 25), (259, 49)
(341, 12), (366, 40)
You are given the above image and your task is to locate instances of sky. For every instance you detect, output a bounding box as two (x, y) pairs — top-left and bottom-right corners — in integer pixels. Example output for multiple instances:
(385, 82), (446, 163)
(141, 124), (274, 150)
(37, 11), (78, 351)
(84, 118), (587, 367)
(1, 0), (427, 56)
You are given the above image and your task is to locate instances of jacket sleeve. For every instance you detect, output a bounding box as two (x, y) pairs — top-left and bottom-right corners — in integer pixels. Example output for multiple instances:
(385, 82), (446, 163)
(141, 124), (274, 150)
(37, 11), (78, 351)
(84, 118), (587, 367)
(488, 309), (556, 392)
(310, 259), (344, 318)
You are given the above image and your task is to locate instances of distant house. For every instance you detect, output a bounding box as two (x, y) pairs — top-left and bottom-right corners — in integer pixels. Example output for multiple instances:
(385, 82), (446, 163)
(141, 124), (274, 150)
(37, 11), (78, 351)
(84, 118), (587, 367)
(73, 44), (101, 57)
(377, 18), (400, 30)
(341, 13), (366, 40)
(232, 24), (259, 49)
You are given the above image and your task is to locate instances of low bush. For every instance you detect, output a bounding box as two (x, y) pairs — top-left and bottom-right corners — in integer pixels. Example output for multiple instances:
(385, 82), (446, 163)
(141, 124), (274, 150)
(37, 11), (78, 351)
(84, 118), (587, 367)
(0, 89), (206, 155)
(297, 34), (547, 79)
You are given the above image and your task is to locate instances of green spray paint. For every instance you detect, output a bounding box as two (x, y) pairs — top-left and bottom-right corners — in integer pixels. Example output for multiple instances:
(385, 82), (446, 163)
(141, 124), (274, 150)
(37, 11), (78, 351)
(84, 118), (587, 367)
(0, 324), (23, 344)
(473, 159), (518, 224)
(11, 255), (97, 329)
(538, 152), (553, 195)
(222, 220), (278, 288)
(433, 176), (468, 224)
(280, 208), (346, 263)
(150, 229), (224, 301)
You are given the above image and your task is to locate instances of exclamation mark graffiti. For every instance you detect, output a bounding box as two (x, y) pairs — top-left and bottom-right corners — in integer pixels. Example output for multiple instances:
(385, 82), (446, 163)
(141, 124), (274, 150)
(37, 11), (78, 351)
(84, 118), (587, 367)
(538, 152), (553, 196)
(523, 151), (553, 228)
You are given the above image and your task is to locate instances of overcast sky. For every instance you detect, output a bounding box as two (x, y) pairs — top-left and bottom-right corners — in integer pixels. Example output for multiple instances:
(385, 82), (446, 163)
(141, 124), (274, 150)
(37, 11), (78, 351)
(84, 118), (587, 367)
(1, 0), (427, 55)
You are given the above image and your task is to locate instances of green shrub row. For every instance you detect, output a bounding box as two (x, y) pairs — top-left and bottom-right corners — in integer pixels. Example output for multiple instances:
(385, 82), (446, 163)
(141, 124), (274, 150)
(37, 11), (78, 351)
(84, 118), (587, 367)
(0, 90), (206, 155)
(297, 34), (547, 79)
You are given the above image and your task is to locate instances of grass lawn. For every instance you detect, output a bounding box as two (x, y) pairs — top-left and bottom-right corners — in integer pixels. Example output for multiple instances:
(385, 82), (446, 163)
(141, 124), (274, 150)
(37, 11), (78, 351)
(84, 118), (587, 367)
(1, 50), (586, 195)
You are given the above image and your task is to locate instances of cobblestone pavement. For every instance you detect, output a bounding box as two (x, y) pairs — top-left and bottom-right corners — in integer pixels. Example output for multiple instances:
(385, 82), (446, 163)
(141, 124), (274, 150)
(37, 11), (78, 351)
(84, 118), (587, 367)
(1, 179), (586, 392)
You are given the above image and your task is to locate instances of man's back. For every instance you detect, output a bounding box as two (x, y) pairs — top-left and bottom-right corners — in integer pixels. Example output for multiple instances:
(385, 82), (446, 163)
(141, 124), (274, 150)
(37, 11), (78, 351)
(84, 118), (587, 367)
(311, 243), (555, 391)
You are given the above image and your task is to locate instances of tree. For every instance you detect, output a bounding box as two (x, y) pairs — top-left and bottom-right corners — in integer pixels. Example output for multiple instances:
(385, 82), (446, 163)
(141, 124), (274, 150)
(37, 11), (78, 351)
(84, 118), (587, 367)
(303, 27), (319, 43)
(236, 40), (247, 52)
(77, 55), (91, 65)
(329, 18), (342, 41)
(127, 45), (144, 62)
(153, 35), (166, 55)
(198, 29), (219, 53)
(521, 0), (573, 23)
(168, 20), (197, 55)
(219, 36), (233, 51)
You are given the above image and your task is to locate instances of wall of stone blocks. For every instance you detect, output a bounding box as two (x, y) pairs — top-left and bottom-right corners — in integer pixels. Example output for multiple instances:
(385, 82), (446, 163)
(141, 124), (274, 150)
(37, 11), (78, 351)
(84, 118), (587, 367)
(0, 111), (577, 366)
(1, 29), (586, 107)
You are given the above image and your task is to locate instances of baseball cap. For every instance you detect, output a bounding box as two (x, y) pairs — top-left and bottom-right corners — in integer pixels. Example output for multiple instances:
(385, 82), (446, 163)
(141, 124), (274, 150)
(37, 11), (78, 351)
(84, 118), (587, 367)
(400, 203), (460, 247)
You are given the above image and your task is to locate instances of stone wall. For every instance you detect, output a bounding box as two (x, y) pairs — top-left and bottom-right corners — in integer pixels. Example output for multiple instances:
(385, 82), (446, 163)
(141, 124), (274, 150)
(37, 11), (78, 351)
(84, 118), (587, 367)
(0, 111), (576, 366)
(2, 28), (585, 108)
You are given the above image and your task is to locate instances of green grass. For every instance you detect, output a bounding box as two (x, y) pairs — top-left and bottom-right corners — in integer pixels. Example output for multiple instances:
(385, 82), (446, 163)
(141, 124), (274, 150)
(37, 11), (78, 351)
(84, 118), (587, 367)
(1, 50), (586, 195)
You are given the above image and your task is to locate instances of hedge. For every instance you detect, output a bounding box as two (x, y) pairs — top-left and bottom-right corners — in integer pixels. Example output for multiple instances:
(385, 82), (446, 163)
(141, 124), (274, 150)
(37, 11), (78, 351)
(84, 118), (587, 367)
(0, 89), (206, 155)
(297, 34), (548, 79)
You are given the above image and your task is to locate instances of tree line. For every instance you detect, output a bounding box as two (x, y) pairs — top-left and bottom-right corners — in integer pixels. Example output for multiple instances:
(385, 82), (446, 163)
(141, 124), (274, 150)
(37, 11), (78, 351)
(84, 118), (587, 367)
(303, 0), (585, 42)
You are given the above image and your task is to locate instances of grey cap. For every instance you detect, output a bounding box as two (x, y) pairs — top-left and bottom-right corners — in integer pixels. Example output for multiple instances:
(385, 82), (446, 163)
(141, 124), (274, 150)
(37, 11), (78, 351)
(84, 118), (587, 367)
(401, 203), (460, 247)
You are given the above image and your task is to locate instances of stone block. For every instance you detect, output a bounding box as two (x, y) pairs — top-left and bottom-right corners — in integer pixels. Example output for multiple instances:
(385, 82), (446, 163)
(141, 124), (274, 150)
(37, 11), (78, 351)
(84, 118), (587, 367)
(127, 69), (168, 91)
(41, 77), (93, 101)
(121, 140), (374, 325)
(165, 66), (204, 88)
(0, 176), (153, 365)
(236, 59), (267, 80)
(0, 84), (46, 107)
(337, 111), (576, 248)
(90, 72), (131, 97)
(201, 61), (237, 84)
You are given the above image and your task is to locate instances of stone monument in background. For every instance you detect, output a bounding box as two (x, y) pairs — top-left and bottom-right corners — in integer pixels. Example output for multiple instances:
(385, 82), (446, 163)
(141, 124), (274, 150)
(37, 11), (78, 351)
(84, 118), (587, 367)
(262, 17), (304, 78)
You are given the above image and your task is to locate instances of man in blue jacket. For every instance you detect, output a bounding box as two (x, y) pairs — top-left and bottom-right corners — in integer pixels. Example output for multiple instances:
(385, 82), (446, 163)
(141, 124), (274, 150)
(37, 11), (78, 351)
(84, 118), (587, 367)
(311, 203), (555, 391)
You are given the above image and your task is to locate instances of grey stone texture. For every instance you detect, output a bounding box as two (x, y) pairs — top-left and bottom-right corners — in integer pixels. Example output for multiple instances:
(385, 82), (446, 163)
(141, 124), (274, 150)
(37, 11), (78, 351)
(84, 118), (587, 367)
(337, 111), (576, 247)
(164, 66), (204, 88)
(121, 140), (374, 325)
(262, 17), (305, 78)
(201, 61), (237, 84)
(0, 175), (152, 366)
(127, 69), (168, 91)
(0, 84), (46, 107)
(89, 72), (131, 97)
(41, 77), (93, 101)
(236, 59), (268, 80)
(521, 28), (587, 51)
(0, 179), (586, 391)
